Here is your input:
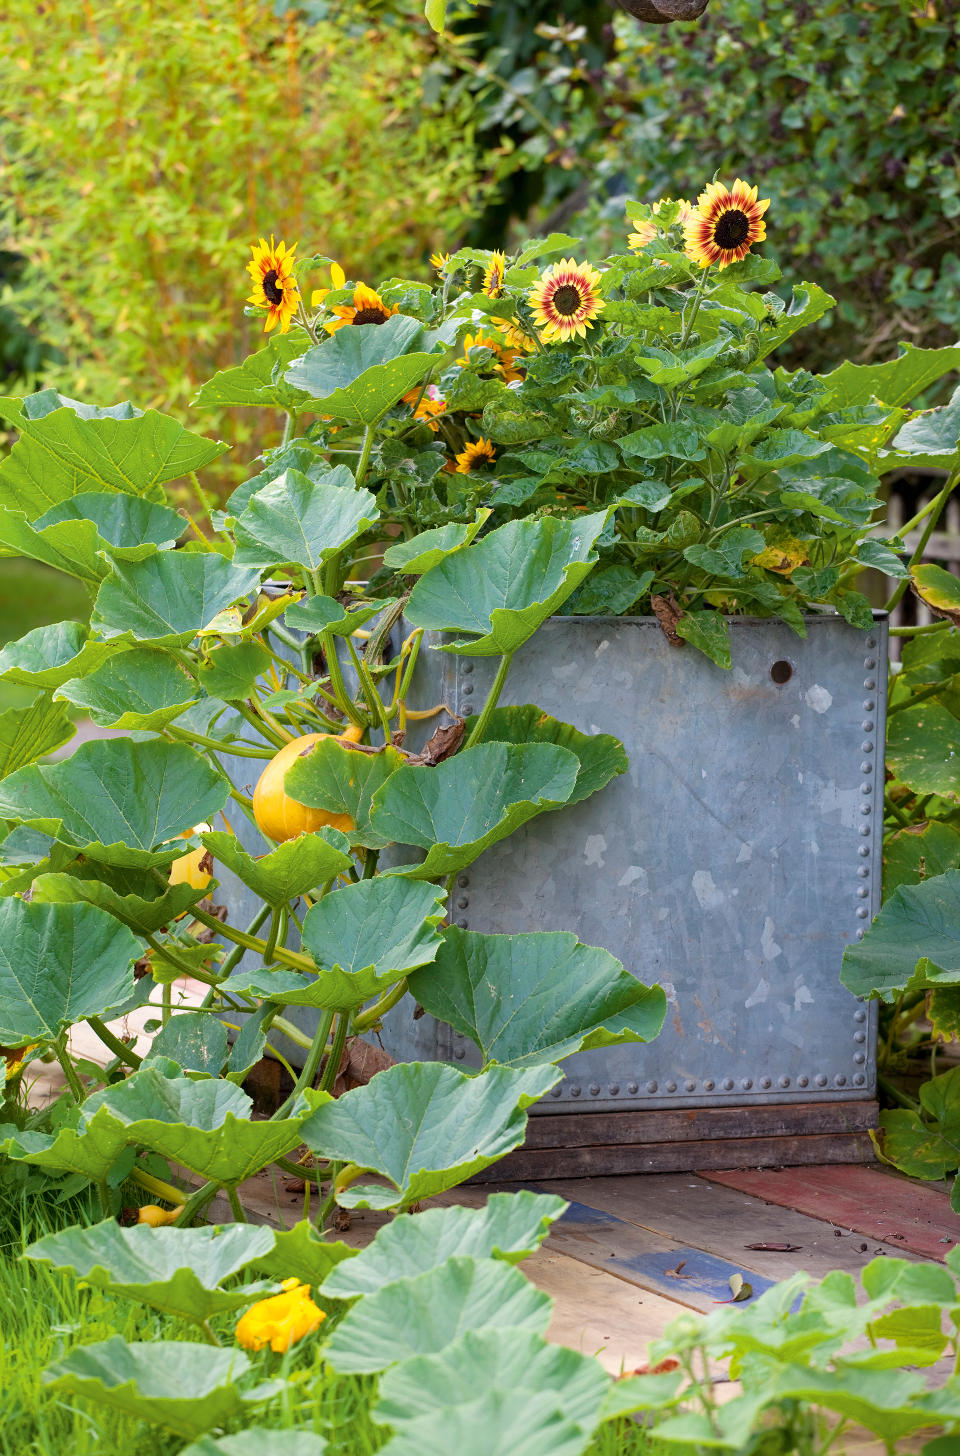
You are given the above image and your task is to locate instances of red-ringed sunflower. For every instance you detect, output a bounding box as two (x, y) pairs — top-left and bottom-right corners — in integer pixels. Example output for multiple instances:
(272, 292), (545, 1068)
(482, 249), (506, 297)
(246, 236), (300, 334)
(528, 259), (604, 343)
(684, 179), (770, 270)
(627, 199), (693, 251)
(324, 281), (397, 332)
(454, 438), (497, 474)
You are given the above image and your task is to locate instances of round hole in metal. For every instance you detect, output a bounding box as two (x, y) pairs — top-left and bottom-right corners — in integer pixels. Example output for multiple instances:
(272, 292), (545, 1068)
(770, 660), (793, 685)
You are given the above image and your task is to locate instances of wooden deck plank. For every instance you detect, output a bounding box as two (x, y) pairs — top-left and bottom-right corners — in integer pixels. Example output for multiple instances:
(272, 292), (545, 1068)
(533, 1173), (923, 1281)
(704, 1165), (960, 1262)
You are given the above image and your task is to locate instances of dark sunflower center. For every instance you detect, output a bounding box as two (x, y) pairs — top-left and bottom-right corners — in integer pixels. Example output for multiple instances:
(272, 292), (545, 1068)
(552, 284), (584, 317)
(262, 269), (284, 306)
(713, 209), (750, 250)
(352, 307), (388, 325)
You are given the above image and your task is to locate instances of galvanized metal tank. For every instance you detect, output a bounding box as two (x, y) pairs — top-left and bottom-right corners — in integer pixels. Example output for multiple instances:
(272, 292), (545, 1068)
(381, 613), (885, 1122)
(217, 612), (885, 1165)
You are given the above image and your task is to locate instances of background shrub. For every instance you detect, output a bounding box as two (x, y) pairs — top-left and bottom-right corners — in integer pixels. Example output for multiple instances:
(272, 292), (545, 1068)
(0, 0), (493, 426)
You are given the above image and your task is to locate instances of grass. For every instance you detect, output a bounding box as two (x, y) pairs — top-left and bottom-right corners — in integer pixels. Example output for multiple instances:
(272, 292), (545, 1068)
(0, 560), (92, 713)
(0, 1174), (662, 1456)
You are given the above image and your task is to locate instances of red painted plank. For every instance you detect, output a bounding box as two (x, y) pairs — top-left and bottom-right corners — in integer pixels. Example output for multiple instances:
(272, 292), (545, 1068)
(704, 1166), (960, 1263)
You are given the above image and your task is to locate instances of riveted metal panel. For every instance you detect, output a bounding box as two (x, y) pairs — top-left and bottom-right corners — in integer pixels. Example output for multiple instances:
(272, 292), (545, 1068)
(379, 613), (885, 1113)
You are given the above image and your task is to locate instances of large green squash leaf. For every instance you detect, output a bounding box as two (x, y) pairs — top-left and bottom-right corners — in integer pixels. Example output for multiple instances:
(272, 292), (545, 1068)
(56, 649), (199, 731)
(821, 344), (960, 409)
(323, 1192), (567, 1298)
(2, 1067), (326, 1184)
(251, 1220), (356, 1289)
(0, 738), (229, 869)
(0, 621), (124, 691)
(0, 403), (227, 520)
(295, 878), (446, 1009)
(43, 1338), (259, 1441)
(374, 1326), (609, 1432)
(406, 512), (609, 656)
(233, 470), (379, 572)
(145, 1013), (229, 1075)
(201, 828), (352, 906)
(0, 696), (75, 777)
(91, 554), (262, 647)
(283, 740), (406, 849)
(372, 1391), (590, 1456)
(284, 314), (436, 425)
(26, 1221), (275, 1325)
(877, 1067), (960, 1190)
(841, 870), (960, 1001)
(409, 928), (666, 1069)
(461, 705), (626, 806)
(284, 593), (398, 638)
(180, 1435), (327, 1456)
(193, 333), (311, 410)
(299, 1061), (559, 1209)
(382, 516), (489, 576)
(368, 742), (578, 878)
(884, 822), (960, 899)
(34, 490), (185, 551)
(0, 898), (140, 1042)
(887, 702), (960, 801)
(324, 1256), (552, 1374)
(0, 509), (119, 583)
(30, 869), (207, 936)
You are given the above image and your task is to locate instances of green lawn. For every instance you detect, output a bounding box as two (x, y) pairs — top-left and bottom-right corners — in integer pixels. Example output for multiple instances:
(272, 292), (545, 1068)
(0, 561), (92, 712)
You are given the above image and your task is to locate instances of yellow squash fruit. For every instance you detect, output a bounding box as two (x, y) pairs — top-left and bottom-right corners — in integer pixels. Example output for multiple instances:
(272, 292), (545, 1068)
(168, 824), (213, 892)
(252, 726), (364, 843)
(136, 1204), (182, 1227)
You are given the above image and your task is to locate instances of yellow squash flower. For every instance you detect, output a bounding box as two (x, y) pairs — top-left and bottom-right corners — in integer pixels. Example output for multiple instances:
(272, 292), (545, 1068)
(235, 1278), (326, 1353)
(684, 179), (770, 270)
(246, 236), (300, 334)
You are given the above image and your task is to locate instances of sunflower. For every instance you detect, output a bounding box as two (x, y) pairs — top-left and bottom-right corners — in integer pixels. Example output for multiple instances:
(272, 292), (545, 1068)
(324, 281), (397, 332)
(684, 179), (769, 270)
(246, 236), (300, 334)
(528, 259), (604, 343)
(402, 385), (446, 431)
(310, 260), (346, 309)
(455, 330), (502, 368)
(430, 250), (451, 272)
(627, 199), (693, 251)
(454, 438), (497, 474)
(490, 315), (538, 353)
(482, 249), (506, 298)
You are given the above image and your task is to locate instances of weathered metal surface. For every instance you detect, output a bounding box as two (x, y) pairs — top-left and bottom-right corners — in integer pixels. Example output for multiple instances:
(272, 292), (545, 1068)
(379, 613), (886, 1114)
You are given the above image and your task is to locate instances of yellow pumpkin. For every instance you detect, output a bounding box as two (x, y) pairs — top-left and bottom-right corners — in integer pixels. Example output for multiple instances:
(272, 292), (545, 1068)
(168, 824), (213, 891)
(136, 1204), (181, 1227)
(252, 727), (364, 843)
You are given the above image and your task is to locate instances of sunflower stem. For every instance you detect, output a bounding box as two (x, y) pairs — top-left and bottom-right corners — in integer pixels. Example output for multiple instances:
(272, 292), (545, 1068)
(679, 265), (713, 349)
(355, 424), (376, 489)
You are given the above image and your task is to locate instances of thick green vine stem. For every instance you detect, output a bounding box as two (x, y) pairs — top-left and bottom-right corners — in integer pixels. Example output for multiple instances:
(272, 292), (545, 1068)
(271, 1009), (336, 1122)
(884, 469), (958, 614)
(464, 650), (515, 749)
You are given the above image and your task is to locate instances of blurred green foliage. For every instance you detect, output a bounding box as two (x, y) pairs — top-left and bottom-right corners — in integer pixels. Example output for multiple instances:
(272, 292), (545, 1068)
(0, 1), (494, 441)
